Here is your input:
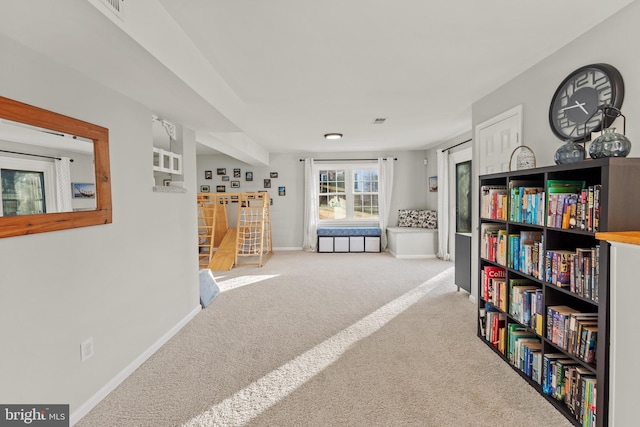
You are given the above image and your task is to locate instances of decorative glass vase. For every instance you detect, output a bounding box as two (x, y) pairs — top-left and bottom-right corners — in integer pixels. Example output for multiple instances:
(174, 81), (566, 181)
(589, 127), (632, 159)
(554, 139), (585, 164)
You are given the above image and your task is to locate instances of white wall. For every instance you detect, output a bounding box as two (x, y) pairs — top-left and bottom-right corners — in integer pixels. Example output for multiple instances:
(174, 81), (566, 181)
(197, 150), (431, 248)
(469, 1), (640, 301)
(0, 34), (200, 418)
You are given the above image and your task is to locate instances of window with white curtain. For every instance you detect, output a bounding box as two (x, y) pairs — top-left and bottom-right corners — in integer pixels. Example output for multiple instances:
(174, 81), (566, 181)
(0, 157), (56, 216)
(316, 163), (379, 223)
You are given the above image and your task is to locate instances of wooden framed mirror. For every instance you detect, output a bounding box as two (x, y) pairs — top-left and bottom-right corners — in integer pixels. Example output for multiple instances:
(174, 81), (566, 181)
(0, 96), (111, 238)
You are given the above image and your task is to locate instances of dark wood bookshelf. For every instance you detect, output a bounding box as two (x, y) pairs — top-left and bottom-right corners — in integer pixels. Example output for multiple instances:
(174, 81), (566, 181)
(477, 157), (640, 427)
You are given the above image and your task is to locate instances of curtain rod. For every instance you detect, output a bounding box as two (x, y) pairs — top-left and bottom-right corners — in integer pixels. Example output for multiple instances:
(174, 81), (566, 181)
(442, 138), (472, 152)
(0, 149), (72, 161)
(299, 157), (397, 162)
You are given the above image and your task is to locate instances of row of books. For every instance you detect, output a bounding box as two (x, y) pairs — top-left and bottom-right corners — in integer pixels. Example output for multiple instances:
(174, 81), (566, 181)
(480, 185), (508, 220)
(509, 279), (543, 334)
(509, 181), (545, 225)
(481, 180), (603, 233)
(546, 246), (600, 302)
(543, 353), (597, 426)
(479, 303), (506, 354)
(508, 231), (544, 279)
(480, 224), (506, 264)
(506, 323), (540, 378)
(547, 180), (601, 232)
(546, 306), (598, 363)
(480, 266), (506, 309)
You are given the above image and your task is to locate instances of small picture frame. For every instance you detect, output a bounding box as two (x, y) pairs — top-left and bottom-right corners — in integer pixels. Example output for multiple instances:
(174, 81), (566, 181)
(429, 176), (438, 192)
(200, 185), (210, 193)
(222, 175), (229, 181)
(278, 186), (286, 196)
(246, 172), (253, 181)
(264, 179), (271, 188)
(216, 168), (226, 175)
(270, 172), (278, 178)
(231, 195), (239, 203)
(72, 183), (96, 199)
(231, 181), (240, 188)
(204, 170), (212, 180)
(216, 185), (226, 192)
(233, 168), (241, 178)
(163, 179), (172, 187)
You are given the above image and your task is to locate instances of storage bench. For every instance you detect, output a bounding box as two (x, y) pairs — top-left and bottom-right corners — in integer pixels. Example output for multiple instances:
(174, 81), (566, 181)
(386, 227), (437, 259)
(317, 227), (382, 253)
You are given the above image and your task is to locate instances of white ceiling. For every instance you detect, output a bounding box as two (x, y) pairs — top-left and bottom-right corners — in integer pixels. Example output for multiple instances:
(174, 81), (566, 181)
(1, 0), (635, 163)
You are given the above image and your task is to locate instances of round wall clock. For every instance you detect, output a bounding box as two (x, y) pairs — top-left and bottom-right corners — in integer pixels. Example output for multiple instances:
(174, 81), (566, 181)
(549, 63), (624, 142)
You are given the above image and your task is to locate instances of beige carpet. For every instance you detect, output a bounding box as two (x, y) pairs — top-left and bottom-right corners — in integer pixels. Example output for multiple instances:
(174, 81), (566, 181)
(76, 251), (572, 427)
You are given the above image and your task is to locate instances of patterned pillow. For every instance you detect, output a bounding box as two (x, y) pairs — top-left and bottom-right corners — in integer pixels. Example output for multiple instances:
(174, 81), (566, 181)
(397, 209), (437, 228)
(418, 210), (437, 229)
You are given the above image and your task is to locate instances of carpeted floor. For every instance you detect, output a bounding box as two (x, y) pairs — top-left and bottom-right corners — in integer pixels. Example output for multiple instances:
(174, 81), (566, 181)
(76, 251), (572, 427)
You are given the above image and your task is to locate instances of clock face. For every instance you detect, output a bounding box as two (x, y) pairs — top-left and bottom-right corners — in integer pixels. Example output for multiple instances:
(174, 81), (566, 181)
(549, 64), (624, 142)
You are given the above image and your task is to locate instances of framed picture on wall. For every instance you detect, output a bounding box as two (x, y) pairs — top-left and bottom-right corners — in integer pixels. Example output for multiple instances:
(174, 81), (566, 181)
(72, 183), (96, 199)
(204, 170), (212, 180)
(216, 168), (226, 175)
(278, 186), (286, 196)
(246, 172), (253, 181)
(233, 168), (241, 178)
(429, 176), (438, 192)
(200, 185), (210, 193)
(264, 179), (271, 188)
(270, 172), (278, 178)
(231, 181), (240, 188)
(222, 175), (229, 181)
(216, 185), (225, 192)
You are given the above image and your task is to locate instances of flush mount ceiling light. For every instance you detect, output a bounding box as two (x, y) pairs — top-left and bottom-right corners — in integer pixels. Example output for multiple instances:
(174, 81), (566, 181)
(324, 133), (343, 140)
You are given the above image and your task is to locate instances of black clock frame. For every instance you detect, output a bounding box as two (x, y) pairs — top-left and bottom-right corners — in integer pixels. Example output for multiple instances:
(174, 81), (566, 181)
(548, 63), (624, 142)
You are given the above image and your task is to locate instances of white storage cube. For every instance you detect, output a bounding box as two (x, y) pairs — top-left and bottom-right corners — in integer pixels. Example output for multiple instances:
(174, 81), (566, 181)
(318, 237), (334, 253)
(334, 237), (350, 252)
(349, 236), (365, 252)
(365, 236), (381, 252)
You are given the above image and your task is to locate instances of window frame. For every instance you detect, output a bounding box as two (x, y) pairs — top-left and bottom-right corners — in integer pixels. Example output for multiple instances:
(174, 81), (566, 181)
(0, 157), (56, 216)
(315, 162), (380, 225)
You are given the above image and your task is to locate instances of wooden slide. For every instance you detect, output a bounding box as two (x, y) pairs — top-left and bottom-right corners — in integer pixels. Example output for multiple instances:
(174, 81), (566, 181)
(208, 228), (237, 271)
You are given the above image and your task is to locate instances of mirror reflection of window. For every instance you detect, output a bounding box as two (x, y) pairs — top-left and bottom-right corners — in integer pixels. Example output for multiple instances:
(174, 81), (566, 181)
(0, 118), (96, 216)
(456, 160), (472, 233)
(1, 169), (46, 215)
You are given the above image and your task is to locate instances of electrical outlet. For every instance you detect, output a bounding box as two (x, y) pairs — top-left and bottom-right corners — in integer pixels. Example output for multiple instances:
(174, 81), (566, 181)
(80, 337), (94, 362)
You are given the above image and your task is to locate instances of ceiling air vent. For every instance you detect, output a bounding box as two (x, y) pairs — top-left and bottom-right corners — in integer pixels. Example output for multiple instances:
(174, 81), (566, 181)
(95, 0), (125, 21)
(372, 118), (386, 124)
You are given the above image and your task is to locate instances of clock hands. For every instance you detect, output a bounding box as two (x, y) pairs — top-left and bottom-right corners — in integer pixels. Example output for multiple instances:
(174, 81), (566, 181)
(561, 100), (589, 114)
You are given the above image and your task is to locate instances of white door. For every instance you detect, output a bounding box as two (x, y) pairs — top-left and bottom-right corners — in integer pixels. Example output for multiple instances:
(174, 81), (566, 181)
(475, 105), (522, 174)
(448, 148), (472, 261)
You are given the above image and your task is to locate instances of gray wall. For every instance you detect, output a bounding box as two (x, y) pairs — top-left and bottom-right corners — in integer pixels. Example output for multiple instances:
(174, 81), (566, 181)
(0, 35), (200, 415)
(470, 1), (640, 300)
(197, 150), (431, 248)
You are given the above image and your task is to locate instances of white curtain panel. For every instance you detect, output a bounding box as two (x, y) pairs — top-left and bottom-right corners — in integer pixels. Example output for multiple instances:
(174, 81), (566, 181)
(302, 158), (319, 251)
(378, 157), (394, 250)
(436, 149), (450, 260)
(54, 157), (73, 212)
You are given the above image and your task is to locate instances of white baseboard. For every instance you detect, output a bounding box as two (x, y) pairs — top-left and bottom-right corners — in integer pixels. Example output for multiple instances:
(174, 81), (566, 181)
(272, 247), (303, 251)
(388, 251), (436, 259)
(70, 305), (202, 425)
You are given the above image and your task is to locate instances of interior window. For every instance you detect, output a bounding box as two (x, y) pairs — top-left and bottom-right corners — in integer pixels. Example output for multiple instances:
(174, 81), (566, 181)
(317, 164), (379, 223)
(1, 169), (46, 216)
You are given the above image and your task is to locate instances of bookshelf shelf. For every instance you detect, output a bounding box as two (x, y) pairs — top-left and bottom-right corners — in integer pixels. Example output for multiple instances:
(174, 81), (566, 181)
(477, 157), (640, 427)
